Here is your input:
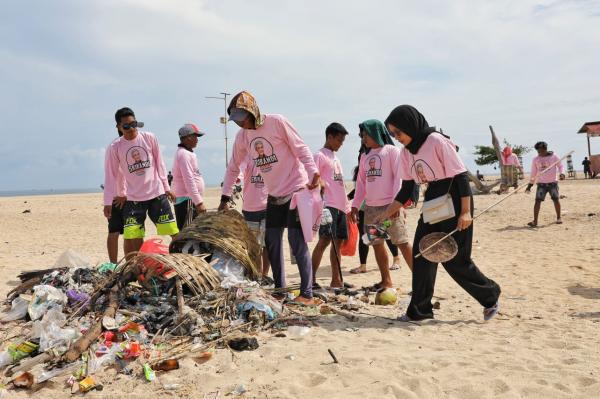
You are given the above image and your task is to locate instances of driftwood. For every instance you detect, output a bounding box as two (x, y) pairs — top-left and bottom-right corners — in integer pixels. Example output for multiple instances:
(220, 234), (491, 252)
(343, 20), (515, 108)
(6, 353), (53, 377)
(63, 284), (120, 363)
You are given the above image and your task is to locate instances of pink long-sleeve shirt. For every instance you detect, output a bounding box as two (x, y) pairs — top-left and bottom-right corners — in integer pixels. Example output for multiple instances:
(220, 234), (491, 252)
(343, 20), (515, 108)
(171, 146), (205, 205)
(314, 148), (347, 212)
(530, 153), (564, 184)
(397, 133), (467, 183)
(103, 131), (170, 205)
(104, 137), (127, 200)
(222, 114), (318, 198)
(240, 157), (268, 212)
(352, 145), (403, 208)
(503, 153), (521, 167)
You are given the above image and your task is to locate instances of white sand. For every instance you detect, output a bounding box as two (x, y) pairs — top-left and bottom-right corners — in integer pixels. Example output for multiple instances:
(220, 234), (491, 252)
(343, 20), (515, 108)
(1, 180), (599, 398)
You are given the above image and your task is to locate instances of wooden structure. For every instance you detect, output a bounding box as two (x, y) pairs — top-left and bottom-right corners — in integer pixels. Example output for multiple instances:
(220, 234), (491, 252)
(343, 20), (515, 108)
(577, 121), (600, 176)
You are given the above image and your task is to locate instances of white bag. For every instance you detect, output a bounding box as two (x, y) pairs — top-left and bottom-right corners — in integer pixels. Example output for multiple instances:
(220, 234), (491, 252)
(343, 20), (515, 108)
(421, 194), (455, 224)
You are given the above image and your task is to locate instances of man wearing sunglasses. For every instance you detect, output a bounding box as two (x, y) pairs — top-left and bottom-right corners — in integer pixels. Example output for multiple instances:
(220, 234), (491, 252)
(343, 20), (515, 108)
(104, 107), (178, 257)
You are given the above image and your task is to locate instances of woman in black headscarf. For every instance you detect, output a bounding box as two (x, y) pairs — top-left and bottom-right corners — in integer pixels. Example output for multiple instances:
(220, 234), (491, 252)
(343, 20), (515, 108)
(379, 105), (501, 321)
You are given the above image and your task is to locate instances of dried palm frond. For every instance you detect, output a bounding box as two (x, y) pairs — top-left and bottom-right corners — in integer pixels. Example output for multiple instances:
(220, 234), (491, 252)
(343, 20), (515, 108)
(123, 253), (221, 296)
(170, 210), (261, 280)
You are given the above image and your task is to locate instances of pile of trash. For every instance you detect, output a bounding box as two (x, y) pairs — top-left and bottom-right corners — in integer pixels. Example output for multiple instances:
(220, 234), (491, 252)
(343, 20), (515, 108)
(0, 211), (286, 394)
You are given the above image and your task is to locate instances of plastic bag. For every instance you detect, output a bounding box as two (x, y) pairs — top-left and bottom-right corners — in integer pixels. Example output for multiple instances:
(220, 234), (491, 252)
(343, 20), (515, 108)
(340, 220), (358, 257)
(0, 297), (29, 322)
(54, 249), (91, 268)
(28, 285), (67, 321)
(139, 238), (169, 254)
(212, 249), (247, 286)
(32, 307), (78, 353)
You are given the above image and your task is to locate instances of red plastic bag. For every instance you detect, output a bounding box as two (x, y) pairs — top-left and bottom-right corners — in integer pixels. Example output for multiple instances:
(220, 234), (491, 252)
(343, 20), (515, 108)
(139, 238), (169, 254)
(340, 219), (358, 257)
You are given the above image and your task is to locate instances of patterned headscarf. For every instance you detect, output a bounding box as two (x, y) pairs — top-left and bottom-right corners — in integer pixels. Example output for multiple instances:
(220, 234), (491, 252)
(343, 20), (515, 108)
(227, 91), (265, 129)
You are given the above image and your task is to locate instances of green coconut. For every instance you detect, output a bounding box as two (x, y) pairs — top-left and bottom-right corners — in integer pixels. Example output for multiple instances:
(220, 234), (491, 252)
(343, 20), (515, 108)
(375, 288), (398, 306)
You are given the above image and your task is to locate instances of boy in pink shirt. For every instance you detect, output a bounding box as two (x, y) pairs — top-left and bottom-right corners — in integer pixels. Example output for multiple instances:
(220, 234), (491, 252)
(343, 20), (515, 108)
(239, 154), (270, 279)
(104, 107), (178, 257)
(382, 105), (500, 322)
(350, 119), (413, 290)
(311, 123), (349, 289)
(104, 128), (127, 264)
(218, 91), (320, 305)
(525, 141), (565, 227)
(171, 123), (206, 229)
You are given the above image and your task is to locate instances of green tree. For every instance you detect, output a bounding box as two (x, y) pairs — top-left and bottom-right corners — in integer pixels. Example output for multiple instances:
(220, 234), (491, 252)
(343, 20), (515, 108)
(474, 139), (531, 167)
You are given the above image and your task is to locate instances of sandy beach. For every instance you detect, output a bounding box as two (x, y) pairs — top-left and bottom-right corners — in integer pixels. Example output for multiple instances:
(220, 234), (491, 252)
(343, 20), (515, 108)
(1, 180), (599, 399)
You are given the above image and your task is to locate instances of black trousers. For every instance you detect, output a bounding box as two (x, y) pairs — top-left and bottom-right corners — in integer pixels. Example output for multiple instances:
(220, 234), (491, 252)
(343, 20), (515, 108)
(407, 196), (501, 320)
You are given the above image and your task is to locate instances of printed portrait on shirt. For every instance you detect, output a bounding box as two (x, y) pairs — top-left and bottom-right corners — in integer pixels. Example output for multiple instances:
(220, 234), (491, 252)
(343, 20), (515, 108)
(249, 164), (265, 189)
(126, 146), (151, 175)
(250, 137), (278, 173)
(411, 159), (435, 184)
(366, 155), (382, 182)
(333, 160), (344, 185)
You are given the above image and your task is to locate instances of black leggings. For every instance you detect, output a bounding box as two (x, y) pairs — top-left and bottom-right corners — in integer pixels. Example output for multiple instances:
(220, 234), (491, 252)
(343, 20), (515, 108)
(357, 209), (398, 264)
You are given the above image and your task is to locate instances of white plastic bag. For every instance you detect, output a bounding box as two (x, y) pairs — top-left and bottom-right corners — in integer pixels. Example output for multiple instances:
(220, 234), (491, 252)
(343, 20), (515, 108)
(28, 285), (67, 321)
(0, 297), (29, 322)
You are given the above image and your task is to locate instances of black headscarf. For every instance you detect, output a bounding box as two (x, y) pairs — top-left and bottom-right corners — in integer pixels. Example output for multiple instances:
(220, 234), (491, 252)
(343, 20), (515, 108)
(384, 105), (437, 154)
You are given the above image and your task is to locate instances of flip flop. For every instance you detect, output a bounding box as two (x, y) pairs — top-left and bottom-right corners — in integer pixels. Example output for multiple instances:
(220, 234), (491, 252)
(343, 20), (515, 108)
(483, 301), (500, 321)
(389, 262), (401, 270)
(527, 221), (537, 228)
(397, 314), (413, 322)
(350, 266), (367, 274)
(556, 219), (563, 224)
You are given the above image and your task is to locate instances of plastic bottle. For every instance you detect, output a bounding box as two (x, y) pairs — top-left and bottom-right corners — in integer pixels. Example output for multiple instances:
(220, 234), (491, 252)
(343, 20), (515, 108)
(287, 326), (310, 339)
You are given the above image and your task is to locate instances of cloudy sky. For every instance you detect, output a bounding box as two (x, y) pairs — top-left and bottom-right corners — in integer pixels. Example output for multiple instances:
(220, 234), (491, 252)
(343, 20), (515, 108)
(1, 0), (599, 191)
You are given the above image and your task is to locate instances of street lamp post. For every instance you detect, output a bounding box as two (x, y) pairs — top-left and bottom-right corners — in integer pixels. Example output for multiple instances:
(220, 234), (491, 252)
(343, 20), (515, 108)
(206, 92), (231, 167)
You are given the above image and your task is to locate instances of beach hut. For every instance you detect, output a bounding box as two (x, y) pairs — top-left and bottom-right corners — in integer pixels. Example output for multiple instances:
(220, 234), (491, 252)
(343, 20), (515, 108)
(577, 121), (600, 176)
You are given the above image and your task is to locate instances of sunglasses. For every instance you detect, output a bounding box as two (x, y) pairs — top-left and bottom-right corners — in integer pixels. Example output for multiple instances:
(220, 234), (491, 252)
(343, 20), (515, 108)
(122, 121), (144, 130)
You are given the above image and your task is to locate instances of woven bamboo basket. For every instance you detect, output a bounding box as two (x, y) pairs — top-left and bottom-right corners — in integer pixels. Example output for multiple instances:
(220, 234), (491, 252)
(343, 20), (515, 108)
(169, 210), (261, 280)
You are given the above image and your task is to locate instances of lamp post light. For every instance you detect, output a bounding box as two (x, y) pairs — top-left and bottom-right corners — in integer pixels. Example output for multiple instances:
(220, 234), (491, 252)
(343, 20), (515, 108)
(206, 92), (231, 167)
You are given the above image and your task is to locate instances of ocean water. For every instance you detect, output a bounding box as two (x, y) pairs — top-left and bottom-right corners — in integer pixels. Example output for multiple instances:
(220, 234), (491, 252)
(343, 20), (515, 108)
(0, 188), (102, 198)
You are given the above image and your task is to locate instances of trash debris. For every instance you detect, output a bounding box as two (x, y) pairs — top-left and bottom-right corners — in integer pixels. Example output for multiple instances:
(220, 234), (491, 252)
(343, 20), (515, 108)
(12, 372), (34, 388)
(143, 363), (156, 382)
(287, 326), (310, 339)
(22, 209), (31, 214)
(231, 384), (247, 396)
(28, 285), (67, 320)
(0, 296), (29, 322)
(0, 209), (404, 395)
(97, 262), (117, 274)
(152, 359), (180, 371)
(227, 337), (259, 351)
